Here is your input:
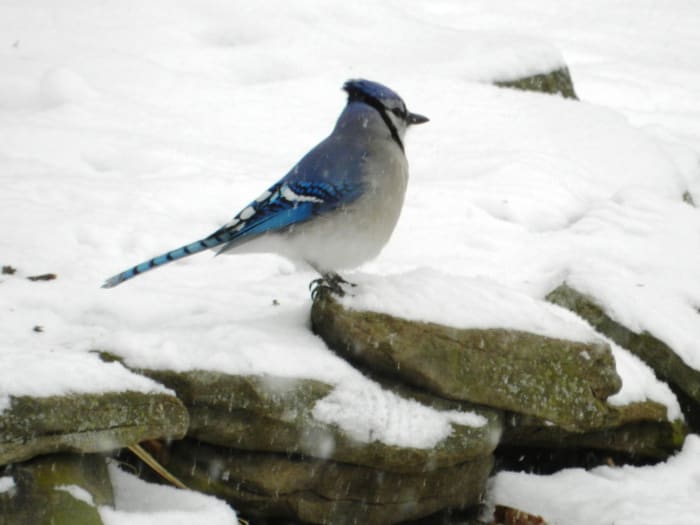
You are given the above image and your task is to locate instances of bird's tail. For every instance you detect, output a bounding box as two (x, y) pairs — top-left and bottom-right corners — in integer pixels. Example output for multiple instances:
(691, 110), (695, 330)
(102, 236), (228, 288)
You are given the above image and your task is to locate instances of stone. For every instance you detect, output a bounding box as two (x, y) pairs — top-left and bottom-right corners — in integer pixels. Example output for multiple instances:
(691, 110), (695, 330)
(682, 191), (696, 206)
(166, 439), (494, 525)
(502, 400), (687, 459)
(546, 284), (700, 414)
(0, 392), (189, 466)
(494, 67), (578, 99)
(0, 453), (112, 525)
(311, 289), (621, 433)
(142, 369), (503, 473)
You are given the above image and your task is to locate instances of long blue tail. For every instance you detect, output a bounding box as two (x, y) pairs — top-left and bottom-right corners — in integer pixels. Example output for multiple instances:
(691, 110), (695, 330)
(102, 236), (227, 288)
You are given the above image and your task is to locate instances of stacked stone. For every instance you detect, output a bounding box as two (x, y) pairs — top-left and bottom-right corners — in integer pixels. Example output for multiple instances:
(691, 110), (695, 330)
(138, 370), (501, 524)
(0, 281), (688, 524)
(310, 290), (686, 462)
(0, 391), (188, 524)
(129, 285), (685, 523)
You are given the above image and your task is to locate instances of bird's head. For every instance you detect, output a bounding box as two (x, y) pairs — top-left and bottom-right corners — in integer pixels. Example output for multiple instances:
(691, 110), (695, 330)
(342, 79), (428, 150)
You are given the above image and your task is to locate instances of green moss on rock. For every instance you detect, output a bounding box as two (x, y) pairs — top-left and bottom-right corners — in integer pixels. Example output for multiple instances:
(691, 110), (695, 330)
(682, 191), (696, 206)
(546, 283), (700, 410)
(311, 289), (621, 433)
(1, 453), (112, 525)
(494, 67), (578, 99)
(503, 400), (687, 459)
(142, 369), (502, 473)
(166, 439), (493, 525)
(0, 392), (188, 466)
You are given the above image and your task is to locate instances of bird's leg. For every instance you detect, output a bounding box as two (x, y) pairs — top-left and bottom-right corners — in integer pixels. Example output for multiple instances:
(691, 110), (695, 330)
(309, 272), (356, 300)
(326, 272), (357, 291)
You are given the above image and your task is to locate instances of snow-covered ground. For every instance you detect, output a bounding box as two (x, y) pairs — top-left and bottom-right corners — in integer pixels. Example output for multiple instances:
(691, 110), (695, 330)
(1, 1), (700, 523)
(99, 462), (237, 525)
(490, 434), (700, 525)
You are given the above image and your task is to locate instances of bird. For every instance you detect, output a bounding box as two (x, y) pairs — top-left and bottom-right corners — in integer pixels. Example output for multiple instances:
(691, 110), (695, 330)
(102, 79), (428, 292)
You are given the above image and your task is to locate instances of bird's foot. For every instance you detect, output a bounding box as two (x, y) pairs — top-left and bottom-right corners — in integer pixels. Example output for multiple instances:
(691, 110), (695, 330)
(309, 272), (356, 300)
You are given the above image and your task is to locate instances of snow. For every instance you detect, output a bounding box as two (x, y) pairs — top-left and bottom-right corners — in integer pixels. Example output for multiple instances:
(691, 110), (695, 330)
(99, 463), (237, 525)
(312, 380), (488, 449)
(0, 476), (15, 494)
(565, 191), (700, 370)
(340, 270), (601, 343)
(608, 342), (682, 421)
(490, 434), (700, 525)
(342, 271), (683, 421)
(1, 0), (700, 522)
(55, 484), (95, 506)
(0, 346), (171, 413)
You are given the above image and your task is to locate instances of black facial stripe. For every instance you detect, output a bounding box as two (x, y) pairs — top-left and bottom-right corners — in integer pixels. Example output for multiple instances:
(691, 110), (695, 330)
(348, 92), (405, 152)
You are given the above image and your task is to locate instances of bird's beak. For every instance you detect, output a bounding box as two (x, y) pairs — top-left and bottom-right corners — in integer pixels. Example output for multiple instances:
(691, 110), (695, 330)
(407, 112), (429, 125)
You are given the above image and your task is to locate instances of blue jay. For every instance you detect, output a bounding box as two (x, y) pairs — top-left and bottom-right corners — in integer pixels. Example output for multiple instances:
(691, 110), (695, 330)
(102, 79), (428, 291)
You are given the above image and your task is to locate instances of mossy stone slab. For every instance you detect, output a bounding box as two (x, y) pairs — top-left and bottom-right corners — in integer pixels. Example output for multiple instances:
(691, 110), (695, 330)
(547, 283), (700, 411)
(143, 369), (502, 473)
(167, 439), (493, 525)
(494, 66), (578, 99)
(311, 289), (621, 433)
(0, 392), (188, 466)
(1, 453), (112, 525)
(503, 400), (687, 459)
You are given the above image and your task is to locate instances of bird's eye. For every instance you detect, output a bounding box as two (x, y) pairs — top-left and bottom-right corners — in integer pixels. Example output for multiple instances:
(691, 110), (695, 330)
(391, 107), (406, 119)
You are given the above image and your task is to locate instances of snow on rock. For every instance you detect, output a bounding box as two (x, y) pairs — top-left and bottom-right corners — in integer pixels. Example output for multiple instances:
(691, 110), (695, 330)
(340, 269), (601, 343)
(490, 434), (700, 525)
(566, 191), (700, 371)
(99, 463), (238, 525)
(192, 0), (567, 85)
(55, 484), (95, 506)
(608, 343), (683, 421)
(104, 300), (358, 383)
(0, 347), (171, 414)
(0, 476), (15, 494)
(312, 379), (487, 449)
(339, 271), (682, 423)
(110, 295), (489, 450)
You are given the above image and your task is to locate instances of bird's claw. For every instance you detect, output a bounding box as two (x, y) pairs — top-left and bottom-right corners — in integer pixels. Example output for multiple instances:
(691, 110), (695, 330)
(309, 273), (356, 300)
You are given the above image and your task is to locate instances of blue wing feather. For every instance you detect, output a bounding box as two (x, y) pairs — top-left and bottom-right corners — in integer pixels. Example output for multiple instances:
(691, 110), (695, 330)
(210, 171), (365, 250)
(235, 199), (315, 237)
(102, 133), (368, 287)
(208, 147), (364, 251)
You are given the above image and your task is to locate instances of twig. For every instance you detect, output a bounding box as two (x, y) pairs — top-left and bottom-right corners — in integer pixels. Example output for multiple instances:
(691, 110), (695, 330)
(127, 443), (187, 490)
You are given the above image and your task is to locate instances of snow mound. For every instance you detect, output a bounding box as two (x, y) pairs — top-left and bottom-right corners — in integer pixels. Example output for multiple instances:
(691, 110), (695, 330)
(99, 463), (238, 525)
(0, 349), (170, 414)
(608, 343), (682, 421)
(341, 269), (600, 343)
(491, 435), (700, 525)
(313, 380), (487, 449)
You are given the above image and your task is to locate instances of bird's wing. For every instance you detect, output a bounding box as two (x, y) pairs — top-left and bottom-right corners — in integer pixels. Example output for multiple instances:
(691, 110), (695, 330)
(211, 133), (371, 249)
(102, 134), (369, 288)
(101, 178), (362, 288)
(209, 177), (365, 250)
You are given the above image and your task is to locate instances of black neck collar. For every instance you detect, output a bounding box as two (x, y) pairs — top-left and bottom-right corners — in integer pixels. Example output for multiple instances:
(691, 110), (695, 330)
(348, 94), (404, 152)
